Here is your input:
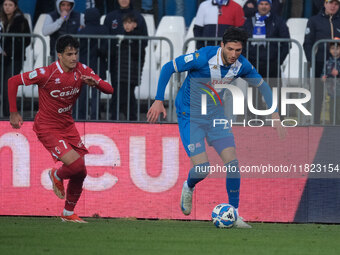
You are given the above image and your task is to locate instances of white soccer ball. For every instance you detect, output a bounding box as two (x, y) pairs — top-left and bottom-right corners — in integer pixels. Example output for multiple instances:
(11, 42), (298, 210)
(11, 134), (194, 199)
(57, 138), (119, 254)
(211, 203), (237, 228)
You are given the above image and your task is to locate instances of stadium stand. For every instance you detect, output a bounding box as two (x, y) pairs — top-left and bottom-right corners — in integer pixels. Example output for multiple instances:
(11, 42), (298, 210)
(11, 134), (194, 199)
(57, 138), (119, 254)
(135, 14), (157, 100)
(281, 18), (308, 86)
(153, 16), (186, 100)
(184, 17), (196, 54)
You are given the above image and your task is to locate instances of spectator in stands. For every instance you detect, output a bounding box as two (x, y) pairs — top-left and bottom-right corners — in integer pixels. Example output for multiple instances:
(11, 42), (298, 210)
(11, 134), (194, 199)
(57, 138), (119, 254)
(193, 0), (245, 50)
(0, 0), (31, 118)
(104, 0), (148, 120)
(243, 0), (283, 18)
(242, 0), (289, 114)
(304, 0), (340, 124)
(109, 12), (147, 120)
(87, 0), (115, 16)
(313, 0), (325, 15)
(73, 7), (108, 120)
(141, 0), (153, 14)
(33, 0), (55, 26)
(243, 0), (290, 78)
(321, 39), (340, 125)
(42, 0), (84, 60)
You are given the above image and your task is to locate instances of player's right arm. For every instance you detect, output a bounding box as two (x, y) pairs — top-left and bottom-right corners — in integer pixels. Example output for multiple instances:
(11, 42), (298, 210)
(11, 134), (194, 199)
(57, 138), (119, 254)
(147, 51), (202, 123)
(8, 74), (24, 128)
(8, 69), (48, 128)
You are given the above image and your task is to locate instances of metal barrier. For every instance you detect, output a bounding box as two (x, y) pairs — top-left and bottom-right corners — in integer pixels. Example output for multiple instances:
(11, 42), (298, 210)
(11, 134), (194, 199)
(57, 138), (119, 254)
(183, 37), (308, 125)
(311, 39), (340, 125)
(0, 34), (176, 123)
(0, 33), (47, 119)
(70, 34), (175, 122)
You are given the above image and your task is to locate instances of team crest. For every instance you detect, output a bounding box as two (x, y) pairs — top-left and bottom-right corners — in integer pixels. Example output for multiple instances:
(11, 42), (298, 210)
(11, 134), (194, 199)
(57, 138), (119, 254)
(195, 52), (200, 59)
(112, 19), (118, 29)
(74, 72), (78, 81)
(55, 146), (61, 154)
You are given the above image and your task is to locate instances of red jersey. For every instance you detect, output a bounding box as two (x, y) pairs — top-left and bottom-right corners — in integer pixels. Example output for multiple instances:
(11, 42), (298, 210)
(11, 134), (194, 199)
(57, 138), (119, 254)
(9, 61), (113, 132)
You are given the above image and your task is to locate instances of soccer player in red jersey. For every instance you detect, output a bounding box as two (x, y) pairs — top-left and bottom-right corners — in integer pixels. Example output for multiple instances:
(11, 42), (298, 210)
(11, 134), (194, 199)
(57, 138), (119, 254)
(7, 35), (114, 223)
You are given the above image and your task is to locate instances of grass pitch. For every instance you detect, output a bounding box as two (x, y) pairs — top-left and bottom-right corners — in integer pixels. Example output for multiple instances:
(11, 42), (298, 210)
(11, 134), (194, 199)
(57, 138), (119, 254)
(0, 217), (339, 255)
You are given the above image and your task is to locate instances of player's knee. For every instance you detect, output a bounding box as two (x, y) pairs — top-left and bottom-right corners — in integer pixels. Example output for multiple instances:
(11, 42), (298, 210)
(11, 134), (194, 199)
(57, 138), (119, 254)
(225, 159), (240, 179)
(68, 157), (87, 177)
(192, 162), (210, 179)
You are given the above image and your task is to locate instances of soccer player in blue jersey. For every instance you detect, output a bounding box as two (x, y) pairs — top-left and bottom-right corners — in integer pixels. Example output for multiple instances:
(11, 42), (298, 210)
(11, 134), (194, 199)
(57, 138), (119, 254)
(147, 27), (286, 228)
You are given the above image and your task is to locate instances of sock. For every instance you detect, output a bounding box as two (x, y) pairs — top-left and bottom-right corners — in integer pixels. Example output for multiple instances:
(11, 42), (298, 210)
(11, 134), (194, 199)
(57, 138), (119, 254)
(64, 170), (87, 211)
(225, 159), (240, 209)
(63, 209), (74, 216)
(187, 162), (210, 188)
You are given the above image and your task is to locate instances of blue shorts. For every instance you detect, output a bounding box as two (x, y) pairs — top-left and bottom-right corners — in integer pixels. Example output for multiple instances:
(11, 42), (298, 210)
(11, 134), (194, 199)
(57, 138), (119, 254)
(177, 111), (235, 157)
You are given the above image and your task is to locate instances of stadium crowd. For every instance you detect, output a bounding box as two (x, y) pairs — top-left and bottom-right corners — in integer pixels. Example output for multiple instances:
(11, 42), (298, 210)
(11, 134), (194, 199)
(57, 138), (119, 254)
(1, 0), (340, 124)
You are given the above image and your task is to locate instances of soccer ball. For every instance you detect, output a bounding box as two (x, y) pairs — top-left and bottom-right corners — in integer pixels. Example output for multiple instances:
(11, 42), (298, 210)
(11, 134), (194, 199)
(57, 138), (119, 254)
(211, 203), (237, 228)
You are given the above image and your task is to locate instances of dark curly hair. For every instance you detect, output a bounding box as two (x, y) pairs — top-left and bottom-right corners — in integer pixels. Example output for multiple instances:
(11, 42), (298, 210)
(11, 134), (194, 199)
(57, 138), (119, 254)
(222, 26), (248, 45)
(56, 35), (79, 53)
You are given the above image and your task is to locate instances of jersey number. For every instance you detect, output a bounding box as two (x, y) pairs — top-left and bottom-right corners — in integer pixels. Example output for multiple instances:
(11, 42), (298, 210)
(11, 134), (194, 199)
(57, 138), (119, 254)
(59, 140), (68, 149)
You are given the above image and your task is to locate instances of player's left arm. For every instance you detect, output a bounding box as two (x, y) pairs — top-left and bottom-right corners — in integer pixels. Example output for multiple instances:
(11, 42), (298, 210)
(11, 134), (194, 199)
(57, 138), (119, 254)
(81, 66), (113, 94)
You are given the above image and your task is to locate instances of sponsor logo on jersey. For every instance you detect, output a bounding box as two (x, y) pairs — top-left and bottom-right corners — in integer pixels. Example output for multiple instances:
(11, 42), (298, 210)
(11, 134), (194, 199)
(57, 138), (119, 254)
(50, 88), (80, 98)
(55, 78), (61, 84)
(58, 104), (72, 113)
(184, 54), (194, 63)
(29, 70), (37, 79)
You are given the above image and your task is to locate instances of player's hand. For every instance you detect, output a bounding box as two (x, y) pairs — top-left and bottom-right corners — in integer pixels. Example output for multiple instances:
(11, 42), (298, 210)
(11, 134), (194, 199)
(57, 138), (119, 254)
(60, 10), (69, 20)
(331, 68), (339, 77)
(272, 112), (287, 139)
(9, 112), (23, 129)
(147, 100), (167, 123)
(81, 75), (99, 87)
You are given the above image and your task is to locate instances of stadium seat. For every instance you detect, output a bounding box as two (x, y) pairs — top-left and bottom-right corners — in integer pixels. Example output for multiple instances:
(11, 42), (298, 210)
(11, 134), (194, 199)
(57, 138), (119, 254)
(32, 13), (50, 69)
(142, 14), (155, 36)
(152, 16), (186, 100)
(100, 15), (106, 25)
(184, 17), (196, 54)
(281, 18), (308, 86)
(135, 15), (158, 100)
(22, 13), (34, 73)
(18, 14), (34, 97)
(21, 14), (50, 98)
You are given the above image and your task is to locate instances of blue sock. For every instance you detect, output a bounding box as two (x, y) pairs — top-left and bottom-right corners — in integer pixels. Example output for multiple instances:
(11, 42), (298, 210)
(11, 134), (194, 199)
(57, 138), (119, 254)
(225, 159), (240, 209)
(187, 162), (210, 188)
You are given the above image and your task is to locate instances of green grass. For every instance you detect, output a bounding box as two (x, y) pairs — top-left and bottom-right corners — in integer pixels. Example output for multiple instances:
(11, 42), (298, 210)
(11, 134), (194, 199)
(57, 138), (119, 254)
(0, 217), (339, 255)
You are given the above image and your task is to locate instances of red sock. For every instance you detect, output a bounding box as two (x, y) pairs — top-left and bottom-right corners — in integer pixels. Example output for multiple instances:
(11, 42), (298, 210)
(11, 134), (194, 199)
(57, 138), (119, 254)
(55, 157), (87, 211)
(64, 170), (87, 211)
